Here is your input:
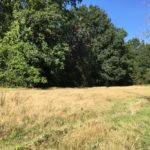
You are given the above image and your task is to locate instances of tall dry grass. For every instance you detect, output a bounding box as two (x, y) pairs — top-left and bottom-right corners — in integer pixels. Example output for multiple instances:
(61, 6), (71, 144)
(0, 86), (150, 150)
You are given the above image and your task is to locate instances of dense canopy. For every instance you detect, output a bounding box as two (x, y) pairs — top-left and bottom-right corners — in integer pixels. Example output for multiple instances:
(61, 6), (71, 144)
(0, 0), (150, 87)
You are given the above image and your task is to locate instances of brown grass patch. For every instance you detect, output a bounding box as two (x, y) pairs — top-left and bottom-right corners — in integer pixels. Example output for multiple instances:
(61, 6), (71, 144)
(0, 86), (150, 149)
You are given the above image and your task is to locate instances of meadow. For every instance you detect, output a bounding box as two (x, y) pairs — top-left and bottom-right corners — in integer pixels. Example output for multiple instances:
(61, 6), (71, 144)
(0, 86), (150, 150)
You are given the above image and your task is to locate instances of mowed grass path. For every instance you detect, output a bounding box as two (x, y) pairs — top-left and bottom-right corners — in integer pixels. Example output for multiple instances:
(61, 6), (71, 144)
(0, 86), (150, 150)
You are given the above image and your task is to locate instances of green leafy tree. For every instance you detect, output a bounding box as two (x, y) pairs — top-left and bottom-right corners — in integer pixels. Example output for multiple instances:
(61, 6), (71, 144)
(62, 5), (130, 86)
(0, 0), (70, 87)
(1, 0), (148, 87)
(99, 28), (130, 85)
(0, 21), (46, 87)
(0, 0), (15, 37)
(126, 38), (142, 84)
(17, 1), (69, 85)
(137, 44), (150, 84)
(127, 39), (150, 84)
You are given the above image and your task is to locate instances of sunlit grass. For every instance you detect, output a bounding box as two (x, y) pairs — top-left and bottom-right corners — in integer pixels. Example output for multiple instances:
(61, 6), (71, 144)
(0, 86), (150, 150)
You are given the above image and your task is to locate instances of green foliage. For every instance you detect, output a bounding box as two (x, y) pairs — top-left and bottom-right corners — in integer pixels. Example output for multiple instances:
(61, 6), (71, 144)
(62, 5), (130, 86)
(0, 1), (149, 87)
(0, 0), (15, 37)
(127, 39), (150, 84)
(0, 21), (46, 87)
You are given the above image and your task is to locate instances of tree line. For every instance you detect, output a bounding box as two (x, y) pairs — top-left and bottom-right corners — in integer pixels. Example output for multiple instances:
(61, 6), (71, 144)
(0, 0), (150, 87)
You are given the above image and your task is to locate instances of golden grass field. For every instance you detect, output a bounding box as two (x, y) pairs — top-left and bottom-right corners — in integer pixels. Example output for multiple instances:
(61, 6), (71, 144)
(0, 86), (150, 150)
